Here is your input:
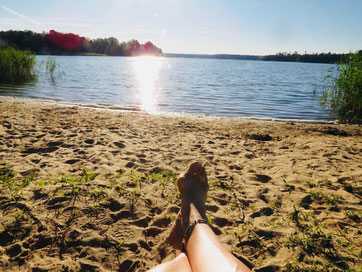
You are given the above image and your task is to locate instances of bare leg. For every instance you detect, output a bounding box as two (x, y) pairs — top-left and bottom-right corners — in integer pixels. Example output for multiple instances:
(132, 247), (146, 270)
(147, 252), (191, 272)
(177, 161), (252, 272)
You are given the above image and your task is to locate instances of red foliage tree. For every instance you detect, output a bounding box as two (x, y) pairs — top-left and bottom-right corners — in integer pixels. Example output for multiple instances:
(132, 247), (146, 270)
(46, 30), (85, 50)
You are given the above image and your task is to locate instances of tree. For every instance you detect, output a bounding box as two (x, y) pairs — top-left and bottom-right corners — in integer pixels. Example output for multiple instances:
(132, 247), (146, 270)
(46, 30), (86, 51)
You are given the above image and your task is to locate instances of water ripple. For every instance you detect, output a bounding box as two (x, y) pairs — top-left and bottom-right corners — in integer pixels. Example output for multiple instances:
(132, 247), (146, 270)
(0, 56), (335, 120)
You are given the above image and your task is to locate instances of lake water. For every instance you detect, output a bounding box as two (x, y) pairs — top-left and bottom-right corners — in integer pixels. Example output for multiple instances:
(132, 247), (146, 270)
(0, 55), (334, 120)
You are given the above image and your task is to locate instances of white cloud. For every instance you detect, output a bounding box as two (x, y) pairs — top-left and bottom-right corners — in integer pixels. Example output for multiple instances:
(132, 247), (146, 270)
(34, 18), (96, 22)
(1, 5), (41, 25)
(1, 5), (94, 30)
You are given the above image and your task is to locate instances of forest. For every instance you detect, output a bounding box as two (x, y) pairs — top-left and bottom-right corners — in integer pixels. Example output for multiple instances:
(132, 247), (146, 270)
(0, 30), (357, 63)
(166, 52), (353, 64)
(0, 30), (163, 57)
(261, 51), (353, 63)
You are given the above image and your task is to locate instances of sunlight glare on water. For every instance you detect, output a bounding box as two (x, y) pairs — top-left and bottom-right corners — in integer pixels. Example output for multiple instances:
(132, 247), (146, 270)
(2, 56), (334, 120)
(132, 56), (164, 112)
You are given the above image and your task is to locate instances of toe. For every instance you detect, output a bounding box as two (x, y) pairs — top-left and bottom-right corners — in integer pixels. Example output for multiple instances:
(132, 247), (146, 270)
(185, 161), (202, 178)
(177, 176), (185, 191)
(195, 165), (208, 190)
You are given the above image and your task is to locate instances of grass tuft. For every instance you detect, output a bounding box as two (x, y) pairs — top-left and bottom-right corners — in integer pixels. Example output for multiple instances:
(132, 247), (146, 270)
(0, 47), (36, 83)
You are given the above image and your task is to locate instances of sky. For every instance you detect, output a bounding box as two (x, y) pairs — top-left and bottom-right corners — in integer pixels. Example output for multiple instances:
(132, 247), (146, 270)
(0, 0), (361, 55)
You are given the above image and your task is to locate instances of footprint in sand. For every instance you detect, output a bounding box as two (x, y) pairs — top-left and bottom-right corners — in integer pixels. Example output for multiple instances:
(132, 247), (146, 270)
(80, 262), (102, 271)
(113, 141), (126, 148)
(254, 174), (271, 183)
(65, 159), (81, 165)
(125, 162), (136, 168)
(0, 232), (14, 247)
(34, 234), (53, 249)
(255, 265), (280, 272)
(213, 216), (233, 227)
(23, 146), (59, 154)
(47, 141), (63, 147)
(107, 198), (124, 212)
(248, 133), (272, 141)
(205, 204), (219, 212)
(5, 243), (22, 257)
(119, 260), (139, 272)
(139, 239), (152, 251)
(254, 228), (279, 240)
(110, 210), (132, 221)
(132, 217), (151, 227)
(84, 139), (94, 145)
(250, 207), (274, 218)
(143, 226), (163, 237)
(151, 216), (171, 228)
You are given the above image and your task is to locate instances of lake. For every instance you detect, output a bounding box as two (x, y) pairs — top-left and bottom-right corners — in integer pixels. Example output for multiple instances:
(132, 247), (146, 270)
(0, 55), (334, 120)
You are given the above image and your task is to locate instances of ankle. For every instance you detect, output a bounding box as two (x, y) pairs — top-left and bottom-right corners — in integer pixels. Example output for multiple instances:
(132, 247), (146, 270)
(181, 218), (210, 253)
(189, 203), (207, 224)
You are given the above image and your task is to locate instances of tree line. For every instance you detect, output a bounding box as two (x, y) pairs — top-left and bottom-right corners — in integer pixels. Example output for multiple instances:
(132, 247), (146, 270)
(261, 51), (356, 64)
(0, 30), (163, 57)
(166, 52), (356, 64)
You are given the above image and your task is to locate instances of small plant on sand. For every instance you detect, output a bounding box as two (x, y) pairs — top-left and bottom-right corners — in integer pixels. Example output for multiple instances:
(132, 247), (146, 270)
(1, 209), (32, 241)
(314, 50), (362, 124)
(283, 260), (314, 272)
(209, 179), (228, 190)
(0, 47), (36, 83)
(344, 210), (360, 223)
(324, 195), (341, 206)
(309, 191), (342, 206)
(36, 179), (48, 191)
(90, 188), (108, 203)
(286, 206), (358, 271)
(247, 230), (264, 248)
(290, 205), (315, 230)
(288, 207), (333, 253)
(147, 170), (177, 201)
(81, 167), (98, 182)
(0, 168), (36, 200)
(53, 169), (98, 214)
(127, 187), (140, 214)
(0, 167), (15, 181)
(115, 181), (126, 196)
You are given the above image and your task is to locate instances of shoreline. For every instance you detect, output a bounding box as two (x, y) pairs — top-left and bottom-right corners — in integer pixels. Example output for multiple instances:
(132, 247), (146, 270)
(0, 96), (361, 271)
(1, 95), (338, 125)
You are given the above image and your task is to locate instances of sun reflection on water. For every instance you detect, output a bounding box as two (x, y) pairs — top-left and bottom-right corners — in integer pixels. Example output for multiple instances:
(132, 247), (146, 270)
(132, 56), (163, 112)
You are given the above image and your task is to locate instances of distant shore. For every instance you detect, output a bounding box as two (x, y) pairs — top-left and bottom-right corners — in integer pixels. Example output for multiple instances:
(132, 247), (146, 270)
(0, 96), (361, 271)
(164, 52), (351, 64)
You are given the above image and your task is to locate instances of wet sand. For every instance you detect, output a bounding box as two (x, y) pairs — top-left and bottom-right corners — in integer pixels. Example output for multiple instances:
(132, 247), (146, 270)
(0, 96), (361, 271)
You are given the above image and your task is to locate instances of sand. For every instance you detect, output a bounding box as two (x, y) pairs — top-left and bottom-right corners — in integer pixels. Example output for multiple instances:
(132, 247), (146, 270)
(0, 96), (361, 272)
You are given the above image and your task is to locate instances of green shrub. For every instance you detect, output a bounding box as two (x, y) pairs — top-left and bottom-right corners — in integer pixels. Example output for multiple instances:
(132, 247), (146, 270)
(315, 51), (362, 124)
(0, 47), (36, 83)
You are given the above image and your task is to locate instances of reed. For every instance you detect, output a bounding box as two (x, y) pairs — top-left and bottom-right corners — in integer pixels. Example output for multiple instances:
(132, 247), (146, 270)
(315, 51), (362, 124)
(0, 47), (36, 83)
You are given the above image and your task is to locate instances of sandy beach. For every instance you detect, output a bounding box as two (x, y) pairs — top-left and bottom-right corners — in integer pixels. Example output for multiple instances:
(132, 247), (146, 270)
(0, 96), (361, 271)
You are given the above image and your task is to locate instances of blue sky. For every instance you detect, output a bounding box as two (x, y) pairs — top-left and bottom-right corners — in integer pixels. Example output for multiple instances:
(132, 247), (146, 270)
(0, 0), (361, 55)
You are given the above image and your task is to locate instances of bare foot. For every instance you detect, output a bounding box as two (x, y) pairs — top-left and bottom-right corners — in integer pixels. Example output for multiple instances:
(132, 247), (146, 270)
(167, 161), (209, 250)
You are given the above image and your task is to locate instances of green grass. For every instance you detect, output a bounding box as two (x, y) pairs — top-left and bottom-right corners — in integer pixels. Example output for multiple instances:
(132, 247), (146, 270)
(315, 51), (362, 124)
(45, 57), (57, 80)
(344, 210), (360, 223)
(309, 191), (342, 206)
(0, 167), (36, 200)
(0, 47), (36, 83)
(286, 206), (359, 271)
